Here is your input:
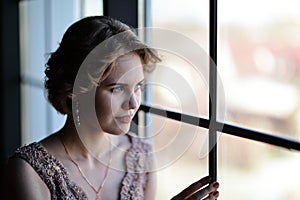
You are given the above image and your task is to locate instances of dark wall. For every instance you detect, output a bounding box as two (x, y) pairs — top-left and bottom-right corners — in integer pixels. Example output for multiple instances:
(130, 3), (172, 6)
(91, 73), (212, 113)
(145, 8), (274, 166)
(0, 0), (21, 198)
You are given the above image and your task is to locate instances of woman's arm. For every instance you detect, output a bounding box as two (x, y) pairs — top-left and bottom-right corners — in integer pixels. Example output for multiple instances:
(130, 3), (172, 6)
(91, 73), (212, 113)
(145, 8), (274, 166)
(6, 157), (51, 200)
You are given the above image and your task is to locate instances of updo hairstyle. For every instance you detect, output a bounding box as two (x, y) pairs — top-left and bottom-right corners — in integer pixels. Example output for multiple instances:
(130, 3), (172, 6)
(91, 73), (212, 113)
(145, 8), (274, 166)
(44, 16), (160, 114)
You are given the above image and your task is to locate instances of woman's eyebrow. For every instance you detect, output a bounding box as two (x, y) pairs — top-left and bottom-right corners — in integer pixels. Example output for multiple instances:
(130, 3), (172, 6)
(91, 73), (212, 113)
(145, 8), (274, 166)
(105, 79), (145, 87)
(137, 79), (145, 84)
(105, 83), (127, 87)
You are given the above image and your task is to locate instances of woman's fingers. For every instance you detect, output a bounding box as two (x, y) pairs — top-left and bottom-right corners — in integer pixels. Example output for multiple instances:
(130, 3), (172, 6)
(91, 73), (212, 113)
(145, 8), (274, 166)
(187, 182), (219, 200)
(171, 176), (212, 200)
(204, 191), (219, 200)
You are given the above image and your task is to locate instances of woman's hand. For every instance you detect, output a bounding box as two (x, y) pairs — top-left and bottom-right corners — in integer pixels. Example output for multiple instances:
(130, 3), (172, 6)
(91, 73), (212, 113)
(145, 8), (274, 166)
(171, 176), (219, 200)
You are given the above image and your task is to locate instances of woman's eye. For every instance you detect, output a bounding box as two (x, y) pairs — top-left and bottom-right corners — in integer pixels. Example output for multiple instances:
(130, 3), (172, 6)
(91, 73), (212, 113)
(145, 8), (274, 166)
(135, 83), (145, 92)
(112, 86), (123, 93)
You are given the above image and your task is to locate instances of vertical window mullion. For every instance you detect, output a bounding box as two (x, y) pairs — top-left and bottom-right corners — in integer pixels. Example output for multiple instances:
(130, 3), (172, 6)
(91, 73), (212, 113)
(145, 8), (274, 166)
(209, 0), (218, 182)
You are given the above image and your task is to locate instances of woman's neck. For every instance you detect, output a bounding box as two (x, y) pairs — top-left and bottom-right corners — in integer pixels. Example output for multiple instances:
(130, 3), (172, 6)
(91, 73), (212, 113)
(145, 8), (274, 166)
(59, 115), (119, 160)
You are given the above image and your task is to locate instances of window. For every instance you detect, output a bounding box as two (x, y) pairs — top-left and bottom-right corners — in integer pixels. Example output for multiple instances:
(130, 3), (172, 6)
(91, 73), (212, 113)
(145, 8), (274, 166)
(146, 0), (211, 198)
(218, 0), (300, 199)
(219, 0), (300, 139)
(19, 0), (103, 144)
(146, 0), (300, 199)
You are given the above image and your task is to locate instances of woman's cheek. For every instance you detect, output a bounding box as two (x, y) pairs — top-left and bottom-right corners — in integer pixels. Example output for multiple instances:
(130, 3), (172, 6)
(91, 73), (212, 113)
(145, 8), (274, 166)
(110, 94), (123, 113)
(95, 92), (112, 114)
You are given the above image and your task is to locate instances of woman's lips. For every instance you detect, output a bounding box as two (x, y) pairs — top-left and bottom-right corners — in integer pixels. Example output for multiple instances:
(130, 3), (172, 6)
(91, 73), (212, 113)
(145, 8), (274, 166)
(116, 115), (132, 123)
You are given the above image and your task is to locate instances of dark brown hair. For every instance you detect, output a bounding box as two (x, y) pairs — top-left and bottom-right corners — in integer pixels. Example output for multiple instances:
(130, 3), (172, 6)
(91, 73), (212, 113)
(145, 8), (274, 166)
(45, 16), (160, 114)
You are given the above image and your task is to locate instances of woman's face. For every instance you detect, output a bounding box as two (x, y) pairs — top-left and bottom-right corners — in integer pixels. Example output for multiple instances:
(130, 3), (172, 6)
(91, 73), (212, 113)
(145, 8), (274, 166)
(95, 53), (144, 135)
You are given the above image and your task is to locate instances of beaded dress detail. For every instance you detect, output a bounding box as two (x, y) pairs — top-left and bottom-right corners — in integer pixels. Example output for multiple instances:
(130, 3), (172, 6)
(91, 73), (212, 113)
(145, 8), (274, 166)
(12, 135), (152, 200)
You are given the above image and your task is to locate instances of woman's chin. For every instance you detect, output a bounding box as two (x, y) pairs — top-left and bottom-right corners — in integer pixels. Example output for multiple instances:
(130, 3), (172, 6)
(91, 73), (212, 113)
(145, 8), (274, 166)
(105, 126), (130, 135)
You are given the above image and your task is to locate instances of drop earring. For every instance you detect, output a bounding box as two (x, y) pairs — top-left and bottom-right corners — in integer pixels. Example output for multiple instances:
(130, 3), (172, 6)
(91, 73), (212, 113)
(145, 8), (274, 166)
(75, 100), (80, 126)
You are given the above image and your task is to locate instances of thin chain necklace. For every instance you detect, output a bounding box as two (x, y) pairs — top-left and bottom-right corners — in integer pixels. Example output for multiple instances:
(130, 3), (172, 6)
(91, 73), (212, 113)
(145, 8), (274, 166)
(61, 137), (112, 200)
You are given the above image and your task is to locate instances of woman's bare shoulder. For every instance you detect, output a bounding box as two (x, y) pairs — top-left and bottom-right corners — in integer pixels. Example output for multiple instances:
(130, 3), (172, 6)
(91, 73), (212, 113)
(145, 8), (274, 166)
(6, 157), (51, 200)
(40, 132), (64, 156)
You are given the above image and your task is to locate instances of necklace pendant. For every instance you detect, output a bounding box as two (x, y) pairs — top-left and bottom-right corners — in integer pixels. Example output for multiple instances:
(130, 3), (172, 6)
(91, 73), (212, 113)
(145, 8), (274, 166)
(95, 193), (101, 200)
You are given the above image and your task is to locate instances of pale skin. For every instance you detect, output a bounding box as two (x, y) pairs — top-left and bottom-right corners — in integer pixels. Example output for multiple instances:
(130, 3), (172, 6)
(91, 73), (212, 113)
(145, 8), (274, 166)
(6, 53), (219, 200)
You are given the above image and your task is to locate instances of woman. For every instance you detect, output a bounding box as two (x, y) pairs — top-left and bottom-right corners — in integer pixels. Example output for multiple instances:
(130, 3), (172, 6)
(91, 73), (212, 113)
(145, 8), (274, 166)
(6, 16), (219, 200)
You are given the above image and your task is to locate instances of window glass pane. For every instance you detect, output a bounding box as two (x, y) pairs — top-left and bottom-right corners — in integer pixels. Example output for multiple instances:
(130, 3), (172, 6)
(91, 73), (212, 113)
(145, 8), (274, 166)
(151, 0), (209, 118)
(80, 0), (103, 16)
(19, 0), (103, 144)
(150, 1), (210, 199)
(219, 0), (300, 141)
(152, 0), (209, 49)
(19, 0), (46, 82)
(21, 84), (48, 143)
(219, 134), (300, 199)
(151, 115), (209, 199)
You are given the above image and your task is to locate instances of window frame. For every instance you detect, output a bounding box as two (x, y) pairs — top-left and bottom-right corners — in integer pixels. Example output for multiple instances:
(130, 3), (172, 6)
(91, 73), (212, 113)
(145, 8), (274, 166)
(134, 0), (300, 183)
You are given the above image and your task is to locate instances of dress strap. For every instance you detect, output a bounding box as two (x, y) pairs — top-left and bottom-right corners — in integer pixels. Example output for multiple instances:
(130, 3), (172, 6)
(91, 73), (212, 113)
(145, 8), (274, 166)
(120, 135), (154, 200)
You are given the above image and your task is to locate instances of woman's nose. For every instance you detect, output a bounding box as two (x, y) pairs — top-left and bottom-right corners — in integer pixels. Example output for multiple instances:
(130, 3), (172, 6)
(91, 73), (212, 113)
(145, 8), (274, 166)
(128, 93), (139, 110)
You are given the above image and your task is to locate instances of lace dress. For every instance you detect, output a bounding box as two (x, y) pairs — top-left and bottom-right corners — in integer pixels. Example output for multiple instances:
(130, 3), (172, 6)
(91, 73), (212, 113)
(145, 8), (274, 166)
(12, 136), (152, 200)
